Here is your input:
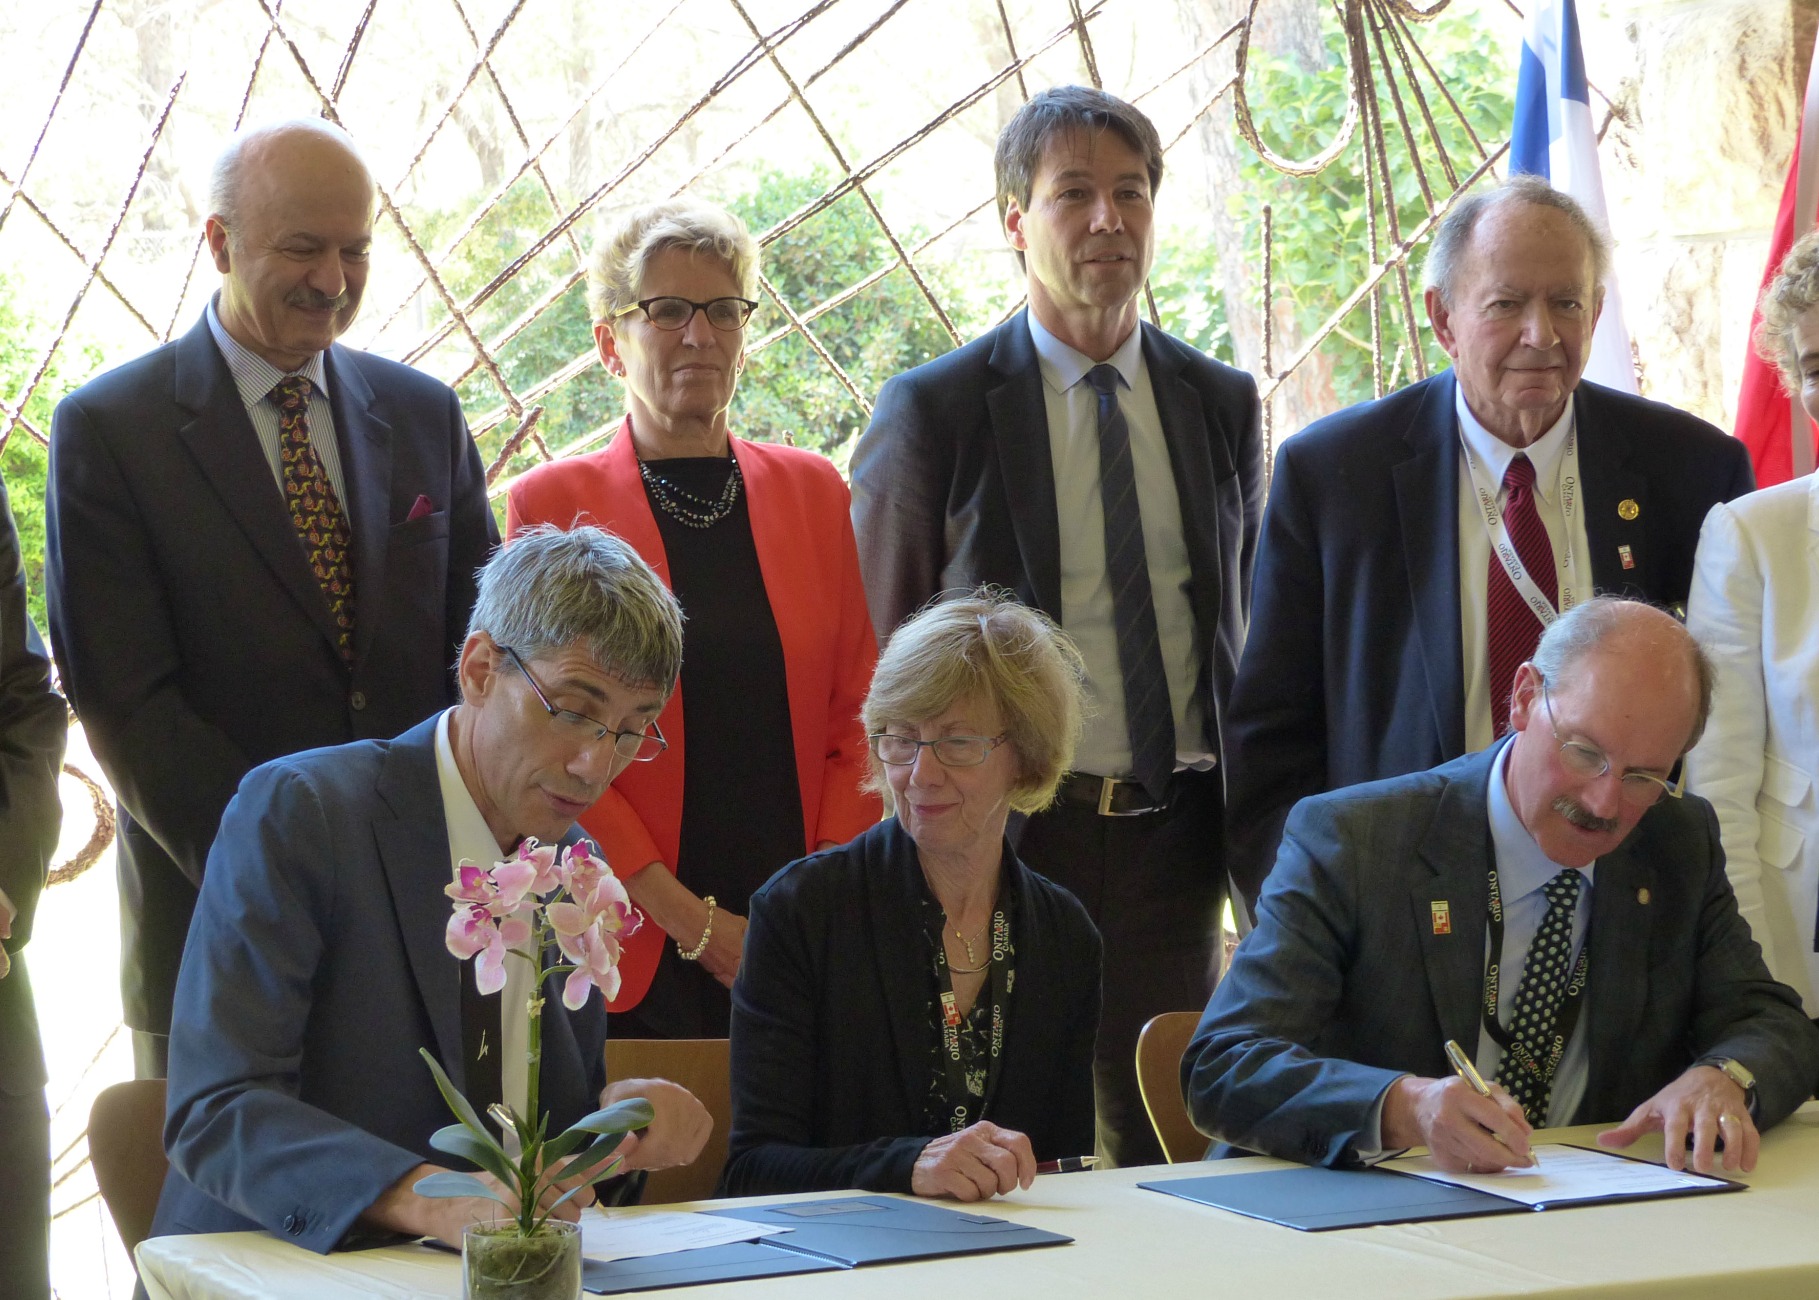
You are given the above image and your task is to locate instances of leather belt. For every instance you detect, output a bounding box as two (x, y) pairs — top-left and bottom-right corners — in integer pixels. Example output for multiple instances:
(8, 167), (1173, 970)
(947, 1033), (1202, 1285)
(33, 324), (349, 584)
(1055, 767), (1214, 818)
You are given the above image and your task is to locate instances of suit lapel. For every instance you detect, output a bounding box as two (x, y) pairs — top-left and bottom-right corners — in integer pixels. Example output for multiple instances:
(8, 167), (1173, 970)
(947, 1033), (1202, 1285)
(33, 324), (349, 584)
(1578, 834), (1653, 1121)
(1413, 747), (1498, 1049)
(985, 314), (1063, 618)
(865, 822), (943, 1120)
(327, 346), (394, 667)
(1574, 385), (1650, 597)
(173, 317), (342, 648)
(372, 718), (467, 1091)
(1392, 372), (1467, 755)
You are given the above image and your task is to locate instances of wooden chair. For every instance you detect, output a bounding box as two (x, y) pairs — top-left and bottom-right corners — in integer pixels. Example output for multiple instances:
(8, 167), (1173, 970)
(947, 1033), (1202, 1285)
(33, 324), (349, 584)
(88, 1079), (169, 1260)
(604, 1038), (731, 1204)
(1135, 1011), (1208, 1163)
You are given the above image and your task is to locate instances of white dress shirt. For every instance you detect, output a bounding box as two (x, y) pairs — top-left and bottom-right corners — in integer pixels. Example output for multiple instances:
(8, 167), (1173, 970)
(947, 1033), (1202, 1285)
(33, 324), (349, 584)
(434, 709), (531, 1135)
(1455, 387), (1589, 752)
(205, 298), (352, 513)
(1027, 312), (1210, 777)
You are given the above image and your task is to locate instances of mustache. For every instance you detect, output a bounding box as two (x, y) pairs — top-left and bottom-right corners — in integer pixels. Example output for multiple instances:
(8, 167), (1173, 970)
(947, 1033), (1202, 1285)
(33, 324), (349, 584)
(1553, 795), (1619, 834)
(288, 288), (351, 312)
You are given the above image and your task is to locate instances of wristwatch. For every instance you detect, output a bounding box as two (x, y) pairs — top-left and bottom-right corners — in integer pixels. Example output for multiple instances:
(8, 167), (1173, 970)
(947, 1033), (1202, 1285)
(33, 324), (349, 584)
(1697, 1056), (1758, 1110)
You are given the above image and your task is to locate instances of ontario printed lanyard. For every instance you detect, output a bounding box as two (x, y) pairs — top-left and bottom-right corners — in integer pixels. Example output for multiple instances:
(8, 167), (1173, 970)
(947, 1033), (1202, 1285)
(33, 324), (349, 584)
(1480, 864), (1591, 1092)
(1459, 425), (1584, 624)
(935, 907), (1010, 1134)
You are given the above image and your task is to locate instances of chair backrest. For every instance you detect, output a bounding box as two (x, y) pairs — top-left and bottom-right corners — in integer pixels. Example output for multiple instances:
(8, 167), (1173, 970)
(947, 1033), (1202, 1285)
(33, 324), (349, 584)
(88, 1079), (169, 1259)
(603, 1038), (731, 1204)
(1135, 1011), (1207, 1164)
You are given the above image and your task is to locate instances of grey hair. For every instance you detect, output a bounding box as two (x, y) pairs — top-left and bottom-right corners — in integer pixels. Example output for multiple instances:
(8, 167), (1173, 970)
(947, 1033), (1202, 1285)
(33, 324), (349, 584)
(1528, 596), (1715, 751)
(587, 200), (759, 324)
(468, 525), (684, 693)
(1423, 174), (1611, 308)
(861, 588), (1088, 814)
(207, 118), (371, 243)
(1756, 228), (1819, 390)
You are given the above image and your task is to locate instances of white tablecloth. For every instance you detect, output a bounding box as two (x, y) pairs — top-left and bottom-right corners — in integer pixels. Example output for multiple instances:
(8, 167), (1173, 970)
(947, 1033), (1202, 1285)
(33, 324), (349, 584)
(140, 1102), (1819, 1300)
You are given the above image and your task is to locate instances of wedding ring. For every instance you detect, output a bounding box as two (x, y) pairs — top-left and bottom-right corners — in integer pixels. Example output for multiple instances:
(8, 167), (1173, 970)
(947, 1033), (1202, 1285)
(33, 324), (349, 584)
(1719, 1112), (1741, 1127)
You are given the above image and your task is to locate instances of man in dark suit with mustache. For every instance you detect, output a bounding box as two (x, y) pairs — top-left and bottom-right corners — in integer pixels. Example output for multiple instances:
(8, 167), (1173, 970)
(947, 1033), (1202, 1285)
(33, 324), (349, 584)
(47, 118), (497, 1078)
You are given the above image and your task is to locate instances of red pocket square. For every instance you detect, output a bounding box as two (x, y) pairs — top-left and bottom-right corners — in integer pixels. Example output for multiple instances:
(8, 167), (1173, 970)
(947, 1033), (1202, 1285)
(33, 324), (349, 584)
(406, 494), (434, 521)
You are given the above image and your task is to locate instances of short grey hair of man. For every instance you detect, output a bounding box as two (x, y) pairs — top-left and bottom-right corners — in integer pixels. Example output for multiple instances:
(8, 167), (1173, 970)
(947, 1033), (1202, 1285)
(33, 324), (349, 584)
(1423, 174), (1612, 309)
(467, 524), (684, 694)
(206, 118), (370, 244)
(1527, 596), (1715, 752)
(587, 200), (760, 324)
(861, 589), (1088, 814)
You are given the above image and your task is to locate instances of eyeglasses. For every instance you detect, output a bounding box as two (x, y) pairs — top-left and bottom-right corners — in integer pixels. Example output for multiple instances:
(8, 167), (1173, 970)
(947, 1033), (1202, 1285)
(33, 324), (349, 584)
(500, 645), (667, 762)
(1537, 678), (1683, 807)
(614, 296), (757, 332)
(868, 732), (1008, 768)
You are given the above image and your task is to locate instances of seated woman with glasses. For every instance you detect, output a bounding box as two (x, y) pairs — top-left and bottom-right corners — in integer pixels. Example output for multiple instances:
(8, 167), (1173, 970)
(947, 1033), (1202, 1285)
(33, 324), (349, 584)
(507, 199), (880, 1041)
(1686, 229), (1819, 1023)
(720, 591), (1101, 1200)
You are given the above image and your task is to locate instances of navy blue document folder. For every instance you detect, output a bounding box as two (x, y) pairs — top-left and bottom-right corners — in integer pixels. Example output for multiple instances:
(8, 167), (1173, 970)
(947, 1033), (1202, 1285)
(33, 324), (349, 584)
(582, 1240), (842, 1293)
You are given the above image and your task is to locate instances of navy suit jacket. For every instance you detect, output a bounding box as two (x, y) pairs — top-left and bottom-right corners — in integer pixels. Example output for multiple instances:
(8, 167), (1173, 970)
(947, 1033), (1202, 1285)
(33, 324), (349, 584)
(720, 818), (1100, 1196)
(1185, 744), (1819, 1168)
(46, 314), (498, 1034)
(850, 310), (1263, 766)
(151, 715), (609, 1252)
(1223, 371), (1755, 906)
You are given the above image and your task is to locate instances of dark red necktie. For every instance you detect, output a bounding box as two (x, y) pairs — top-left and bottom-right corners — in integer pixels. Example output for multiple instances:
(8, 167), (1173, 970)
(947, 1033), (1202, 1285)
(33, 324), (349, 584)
(1486, 454), (1557, 737)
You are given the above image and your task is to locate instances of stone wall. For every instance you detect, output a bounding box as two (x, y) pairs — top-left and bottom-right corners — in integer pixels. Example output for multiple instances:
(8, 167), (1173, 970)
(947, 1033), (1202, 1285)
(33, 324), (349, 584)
(1586, 0), (1818, 429)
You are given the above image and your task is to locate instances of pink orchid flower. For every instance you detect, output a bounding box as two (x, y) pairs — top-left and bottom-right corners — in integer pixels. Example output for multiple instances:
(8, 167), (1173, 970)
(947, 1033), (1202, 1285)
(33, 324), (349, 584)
(550, 908), (626, 1009)
(515, 839), (564, 894)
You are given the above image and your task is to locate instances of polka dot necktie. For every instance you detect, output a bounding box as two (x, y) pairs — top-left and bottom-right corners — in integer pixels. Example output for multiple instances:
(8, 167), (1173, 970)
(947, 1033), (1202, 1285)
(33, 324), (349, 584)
(1495, 869), (1585, 1126)
(271, 376), (356, 663)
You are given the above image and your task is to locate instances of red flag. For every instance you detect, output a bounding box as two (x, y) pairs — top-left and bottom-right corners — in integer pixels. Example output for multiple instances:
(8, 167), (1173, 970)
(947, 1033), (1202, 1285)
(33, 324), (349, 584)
(1733, 133), (1814, 487)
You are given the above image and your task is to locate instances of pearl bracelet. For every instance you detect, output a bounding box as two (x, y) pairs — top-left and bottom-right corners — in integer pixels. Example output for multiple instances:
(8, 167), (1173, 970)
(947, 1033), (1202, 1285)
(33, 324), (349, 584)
(678, 895), (716, 961)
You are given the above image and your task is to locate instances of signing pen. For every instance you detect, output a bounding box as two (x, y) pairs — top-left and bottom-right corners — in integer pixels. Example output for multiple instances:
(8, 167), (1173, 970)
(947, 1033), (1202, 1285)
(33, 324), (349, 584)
(1444, 1038), (1538, 1167)
(1035, 1156), (1099, 1175)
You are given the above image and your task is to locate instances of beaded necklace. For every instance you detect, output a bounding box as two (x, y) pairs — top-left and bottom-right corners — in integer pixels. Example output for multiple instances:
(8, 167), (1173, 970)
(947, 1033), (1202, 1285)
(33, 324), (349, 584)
(638, 454), (743, 529)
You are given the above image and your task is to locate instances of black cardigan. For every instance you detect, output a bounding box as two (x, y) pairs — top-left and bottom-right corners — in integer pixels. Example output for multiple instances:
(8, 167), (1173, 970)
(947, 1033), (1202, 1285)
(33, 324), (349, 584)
(719, 817), (1102, 1196)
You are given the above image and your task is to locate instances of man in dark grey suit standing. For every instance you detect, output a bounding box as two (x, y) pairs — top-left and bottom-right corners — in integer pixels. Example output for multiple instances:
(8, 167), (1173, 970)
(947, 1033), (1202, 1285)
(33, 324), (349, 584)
(852, 86), (1264, 1166)
(0, 469), (67, 1300)
(47, 119), (497, 1079)
(1188, 599), (1819, 1175)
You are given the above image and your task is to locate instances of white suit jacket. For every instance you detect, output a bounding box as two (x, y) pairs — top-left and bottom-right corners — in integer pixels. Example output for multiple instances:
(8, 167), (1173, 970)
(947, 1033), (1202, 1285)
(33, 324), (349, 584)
(1686, 475), (1819, 1011)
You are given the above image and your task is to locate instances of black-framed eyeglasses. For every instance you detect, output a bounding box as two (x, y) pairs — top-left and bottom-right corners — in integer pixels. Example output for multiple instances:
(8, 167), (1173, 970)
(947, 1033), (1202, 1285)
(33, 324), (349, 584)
(613, 296), (757, 332)
(868, 732), (1008, 768)
(1537, 677), (1683, 807)
(501, 645), (667, 762)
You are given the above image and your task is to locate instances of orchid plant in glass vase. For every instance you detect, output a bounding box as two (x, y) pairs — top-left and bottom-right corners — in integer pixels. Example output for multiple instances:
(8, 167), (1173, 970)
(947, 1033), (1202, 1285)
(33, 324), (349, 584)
(414, 838), (648, 1300)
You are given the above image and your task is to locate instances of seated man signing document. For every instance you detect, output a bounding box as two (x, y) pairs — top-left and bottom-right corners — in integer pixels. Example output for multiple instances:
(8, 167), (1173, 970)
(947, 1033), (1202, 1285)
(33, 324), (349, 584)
(1186, 597), (1819, 1176)
(151, 527), (711, 1249)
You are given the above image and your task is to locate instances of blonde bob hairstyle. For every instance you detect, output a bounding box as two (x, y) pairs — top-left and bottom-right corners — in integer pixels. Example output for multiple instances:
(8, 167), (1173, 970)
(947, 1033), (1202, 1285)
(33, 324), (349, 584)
(1757, 228), (1819, 391)
(861, 590), (1088, 815)
(586, 199), (759, 324)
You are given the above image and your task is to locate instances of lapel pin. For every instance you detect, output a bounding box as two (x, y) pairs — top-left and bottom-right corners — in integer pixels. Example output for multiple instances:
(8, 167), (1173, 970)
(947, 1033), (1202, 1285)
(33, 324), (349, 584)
(1619, 543), (1636, 570)
(1431, 900), (1452, 935)
(1618, 499), (1640, 521)
(1637, 887), (1651, 906)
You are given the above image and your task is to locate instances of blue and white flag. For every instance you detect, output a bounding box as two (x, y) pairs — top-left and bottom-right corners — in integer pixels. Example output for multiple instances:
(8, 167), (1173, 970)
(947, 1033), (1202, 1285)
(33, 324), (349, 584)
(1510, 0), (1637, 393)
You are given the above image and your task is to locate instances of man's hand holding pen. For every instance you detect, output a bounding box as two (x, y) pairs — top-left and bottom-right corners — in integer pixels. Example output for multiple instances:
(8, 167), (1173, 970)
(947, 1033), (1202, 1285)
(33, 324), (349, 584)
(1381, 1041), (1537, 1173)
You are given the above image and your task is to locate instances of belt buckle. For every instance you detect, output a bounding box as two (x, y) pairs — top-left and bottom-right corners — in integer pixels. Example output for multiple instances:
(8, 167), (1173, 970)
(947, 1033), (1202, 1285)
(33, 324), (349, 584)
(1096, 775), (1162, 817)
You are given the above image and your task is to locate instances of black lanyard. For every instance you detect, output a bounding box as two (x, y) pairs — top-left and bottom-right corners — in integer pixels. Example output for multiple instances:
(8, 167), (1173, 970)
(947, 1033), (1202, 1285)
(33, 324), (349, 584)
(933, 907), (1011, 1134)
(1480, 865), (1592, 1091)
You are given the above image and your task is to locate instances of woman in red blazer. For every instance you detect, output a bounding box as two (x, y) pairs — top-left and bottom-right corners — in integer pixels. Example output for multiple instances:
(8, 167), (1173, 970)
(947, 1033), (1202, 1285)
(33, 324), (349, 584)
(507, 199), (880, 1036)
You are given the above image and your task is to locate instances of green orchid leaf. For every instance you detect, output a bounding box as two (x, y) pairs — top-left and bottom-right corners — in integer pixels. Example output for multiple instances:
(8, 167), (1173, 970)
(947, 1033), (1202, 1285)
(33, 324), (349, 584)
(547, 1153), (626, 1212)
(428, 1123), (517, 1187)
(537, 1124), (594, 1166)
(561, 1098), (655, 1138)
(550, 1131), (628, 1187)
(411, 1171), (512, 1206)
(418, 1048), (490, 1140)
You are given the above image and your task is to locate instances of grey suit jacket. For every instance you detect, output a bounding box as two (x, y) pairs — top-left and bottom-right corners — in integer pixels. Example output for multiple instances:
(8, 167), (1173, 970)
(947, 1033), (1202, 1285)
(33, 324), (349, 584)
(850, 310), (1263, 766)
(151, 715), (608, 1252)
(1185, 744), (1819, 1168)
(47, 314), (497, 1035)
(1223, 371), (1756, 908)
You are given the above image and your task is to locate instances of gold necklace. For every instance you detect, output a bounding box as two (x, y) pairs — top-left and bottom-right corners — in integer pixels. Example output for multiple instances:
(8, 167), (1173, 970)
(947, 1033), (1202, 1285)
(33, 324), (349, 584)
(947, 918), (990, 973)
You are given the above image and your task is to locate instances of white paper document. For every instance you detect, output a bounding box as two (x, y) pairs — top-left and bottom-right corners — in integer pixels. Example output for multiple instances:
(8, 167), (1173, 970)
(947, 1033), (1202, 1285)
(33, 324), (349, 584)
(1383, 1144), (1733, 1207)
(579, 1208), (790, 1263)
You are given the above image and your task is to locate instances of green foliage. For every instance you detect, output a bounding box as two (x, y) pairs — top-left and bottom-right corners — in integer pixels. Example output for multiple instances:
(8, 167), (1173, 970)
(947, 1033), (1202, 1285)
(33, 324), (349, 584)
(0, 274), (101, 633)
(1149, 236), (1234, 363)
(728, 169), (985, 461)
(1231, 19), (1514, 405)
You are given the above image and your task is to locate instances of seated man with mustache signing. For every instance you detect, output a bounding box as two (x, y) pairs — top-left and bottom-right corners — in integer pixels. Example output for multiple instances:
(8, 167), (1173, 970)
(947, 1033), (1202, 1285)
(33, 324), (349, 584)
(1185, 597), (1819, 1175)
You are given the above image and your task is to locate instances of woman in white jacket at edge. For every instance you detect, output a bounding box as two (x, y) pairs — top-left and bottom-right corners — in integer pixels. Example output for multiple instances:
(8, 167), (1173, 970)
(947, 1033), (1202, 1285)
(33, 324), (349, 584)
(1686, 228), (1819, 1024)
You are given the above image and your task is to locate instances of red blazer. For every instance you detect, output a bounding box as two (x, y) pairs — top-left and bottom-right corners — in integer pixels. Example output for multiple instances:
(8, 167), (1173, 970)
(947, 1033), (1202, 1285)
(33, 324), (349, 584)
(506, 421), (881, 1010)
